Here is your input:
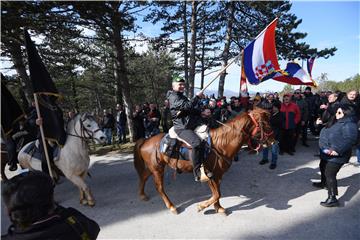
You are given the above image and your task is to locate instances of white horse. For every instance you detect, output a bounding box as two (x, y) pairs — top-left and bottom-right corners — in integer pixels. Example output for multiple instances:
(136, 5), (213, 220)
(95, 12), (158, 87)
(18, 113), (106, 207)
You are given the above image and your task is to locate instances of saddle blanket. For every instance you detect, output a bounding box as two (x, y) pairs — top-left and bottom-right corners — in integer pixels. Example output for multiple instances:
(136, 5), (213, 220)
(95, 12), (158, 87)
(23, 140), (60, 162)
(159, 133), (211, 161)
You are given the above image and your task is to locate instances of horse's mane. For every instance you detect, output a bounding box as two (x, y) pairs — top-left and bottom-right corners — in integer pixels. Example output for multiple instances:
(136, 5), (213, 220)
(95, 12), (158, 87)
(210, 108), (269, 150)
(210, 112), (249, 148)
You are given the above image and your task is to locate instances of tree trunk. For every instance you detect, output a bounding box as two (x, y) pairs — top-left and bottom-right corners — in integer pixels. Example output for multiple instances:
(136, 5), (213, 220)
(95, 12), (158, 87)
(182, 1), (189, 94)
(112, 13), (134, 142)
(218, 2), (234, 98)
(8, 42), (33, 106)
(200, 21), (206, 90)
(188, 0), (198, 98)
(113, 61), (123, 104)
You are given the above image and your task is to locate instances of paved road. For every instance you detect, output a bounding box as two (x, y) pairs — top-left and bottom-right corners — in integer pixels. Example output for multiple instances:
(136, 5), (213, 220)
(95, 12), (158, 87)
(2, 138), (360, 239)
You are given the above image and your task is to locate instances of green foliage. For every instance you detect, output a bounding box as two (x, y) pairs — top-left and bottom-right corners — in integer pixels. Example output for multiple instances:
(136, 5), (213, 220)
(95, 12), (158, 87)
(1, 1), (342, 115)
(281, 84), (294, 94)
(317, 74), (360, 92)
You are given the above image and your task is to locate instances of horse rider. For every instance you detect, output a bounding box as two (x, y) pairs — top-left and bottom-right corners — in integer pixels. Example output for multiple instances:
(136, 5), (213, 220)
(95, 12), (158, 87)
(5, 102), (38, 171)
(167, 75), (212, 182)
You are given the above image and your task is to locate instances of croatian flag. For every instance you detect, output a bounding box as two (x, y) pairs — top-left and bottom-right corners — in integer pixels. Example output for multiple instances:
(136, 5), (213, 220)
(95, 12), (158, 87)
(273, 62), (316, 86)
(307, 57), (316, 77)
(243, 18), (281, 85)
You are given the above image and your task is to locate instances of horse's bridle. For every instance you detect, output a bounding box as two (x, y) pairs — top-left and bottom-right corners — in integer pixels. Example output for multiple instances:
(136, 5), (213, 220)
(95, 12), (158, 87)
(242, 112), (274, 152)
(67, 114), (103, 142)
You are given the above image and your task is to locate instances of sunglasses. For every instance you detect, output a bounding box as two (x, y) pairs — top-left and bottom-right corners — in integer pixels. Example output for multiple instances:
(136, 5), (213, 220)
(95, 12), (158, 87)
(294, 92), (301, 94)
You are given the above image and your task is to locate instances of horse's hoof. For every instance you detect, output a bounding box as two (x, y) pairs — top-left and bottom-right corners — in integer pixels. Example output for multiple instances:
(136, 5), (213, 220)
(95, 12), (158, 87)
(87, 200), (96, 207)
(216, 208), (227, 215)
(140, 195), (149, 201)
(170, 206), (178, 215)
(80, 199), (88, 205)
(197, 204), (205, 212)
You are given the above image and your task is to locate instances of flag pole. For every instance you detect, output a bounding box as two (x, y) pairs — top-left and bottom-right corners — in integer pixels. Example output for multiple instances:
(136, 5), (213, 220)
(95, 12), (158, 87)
(33, 93), (54, 180)
(199, 55), (239, 93)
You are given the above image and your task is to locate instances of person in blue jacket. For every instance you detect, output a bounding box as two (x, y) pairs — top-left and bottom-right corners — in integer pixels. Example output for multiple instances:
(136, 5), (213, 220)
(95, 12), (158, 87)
(313, 104), (358, 207)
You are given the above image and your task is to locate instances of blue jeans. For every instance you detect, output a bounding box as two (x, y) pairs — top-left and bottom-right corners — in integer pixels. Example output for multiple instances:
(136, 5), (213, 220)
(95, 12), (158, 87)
(116, 123), (126, 142)
(262, 142), (279, 165)
(103, 128), (112, 145)
(356, 145), (360, 163)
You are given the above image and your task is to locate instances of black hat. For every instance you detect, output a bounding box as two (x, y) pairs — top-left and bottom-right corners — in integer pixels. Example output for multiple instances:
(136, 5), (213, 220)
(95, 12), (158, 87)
(305, 86), (312, 91)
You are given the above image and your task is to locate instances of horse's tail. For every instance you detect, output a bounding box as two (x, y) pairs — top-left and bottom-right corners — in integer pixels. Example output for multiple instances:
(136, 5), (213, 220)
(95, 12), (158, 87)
(134, 138), (146, 177)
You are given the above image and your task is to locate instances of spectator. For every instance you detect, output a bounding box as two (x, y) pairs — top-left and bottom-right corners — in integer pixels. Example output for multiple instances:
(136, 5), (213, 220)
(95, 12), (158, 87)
(279, 93), (301, 155)
(145, 103), (161, 138)
(209, 98), (221, 121)
(100, 108), (115, 145)
(259, 101), (281, 169)
(251, 95), (262, 109)
(115, 104), (127, 143)
(1, 171), (100, 239)
(132, 104), (146, 141)
(317, 93), (340, 127)
(229, 97), (243, 118)
(340, 90), (360, 119)
(293, 90), (309, 147)
(161, 99), (172, 133)
(313, 105), (358, 207)
(303, 86), (318, 135)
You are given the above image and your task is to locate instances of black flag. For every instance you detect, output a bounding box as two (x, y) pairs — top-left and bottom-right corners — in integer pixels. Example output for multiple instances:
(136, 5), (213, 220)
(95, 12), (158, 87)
(1, 76), (25, 136)
(24, 30), (66, 146)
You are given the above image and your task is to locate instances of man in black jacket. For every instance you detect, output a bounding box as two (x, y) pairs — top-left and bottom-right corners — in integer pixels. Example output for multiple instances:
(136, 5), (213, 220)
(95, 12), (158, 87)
(167, 76), (211, 182)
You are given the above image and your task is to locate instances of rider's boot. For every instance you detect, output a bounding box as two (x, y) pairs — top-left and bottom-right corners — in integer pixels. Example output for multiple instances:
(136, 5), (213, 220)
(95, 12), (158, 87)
(191, 145), (211, 182)
(9, 161), (18, 171)
(6, 139), (18, 171)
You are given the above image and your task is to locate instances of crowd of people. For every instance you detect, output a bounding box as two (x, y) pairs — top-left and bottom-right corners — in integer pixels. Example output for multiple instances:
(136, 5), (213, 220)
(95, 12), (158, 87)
(2, 84), (359, 238)
(97, 88), (359, 164)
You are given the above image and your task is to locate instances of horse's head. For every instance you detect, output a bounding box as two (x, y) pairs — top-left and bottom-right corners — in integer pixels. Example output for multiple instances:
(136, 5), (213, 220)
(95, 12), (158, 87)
(78, 113), (106, 144)
(246, 108), (275, 152)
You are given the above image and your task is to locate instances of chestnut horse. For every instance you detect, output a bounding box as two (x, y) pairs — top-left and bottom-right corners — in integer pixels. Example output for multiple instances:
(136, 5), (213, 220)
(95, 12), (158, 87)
(134, 108), (275, 214)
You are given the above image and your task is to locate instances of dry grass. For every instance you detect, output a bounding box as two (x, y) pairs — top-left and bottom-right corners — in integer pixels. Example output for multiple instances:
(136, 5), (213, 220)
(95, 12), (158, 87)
(90, 142), (135, 156)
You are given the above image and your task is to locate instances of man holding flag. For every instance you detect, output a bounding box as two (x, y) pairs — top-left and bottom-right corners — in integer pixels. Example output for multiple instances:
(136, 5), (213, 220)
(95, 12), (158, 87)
(24, 30), (67, 178)
(1, 80), (25, 171)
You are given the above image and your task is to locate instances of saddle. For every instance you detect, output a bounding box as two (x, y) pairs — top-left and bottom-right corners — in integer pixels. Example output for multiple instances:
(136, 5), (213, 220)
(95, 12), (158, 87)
(23, 140), (61, 163)
(160, 125), (210, 158)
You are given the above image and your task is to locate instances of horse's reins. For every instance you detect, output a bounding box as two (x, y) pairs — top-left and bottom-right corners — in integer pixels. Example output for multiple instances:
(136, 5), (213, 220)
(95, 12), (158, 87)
(242, 112), (273, 152)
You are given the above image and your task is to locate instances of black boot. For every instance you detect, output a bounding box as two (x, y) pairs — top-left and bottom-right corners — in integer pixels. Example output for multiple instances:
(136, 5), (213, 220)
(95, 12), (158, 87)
(320, 188), (339, 207)
(191, 145), (212, 182)
(9, 162), (18, 171)
(190, 147), (202, 182)
(320, 195), (339, 207)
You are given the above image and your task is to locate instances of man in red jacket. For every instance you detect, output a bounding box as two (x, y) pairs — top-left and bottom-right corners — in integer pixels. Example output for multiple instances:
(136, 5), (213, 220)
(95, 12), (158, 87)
(280, 93), (301, 155)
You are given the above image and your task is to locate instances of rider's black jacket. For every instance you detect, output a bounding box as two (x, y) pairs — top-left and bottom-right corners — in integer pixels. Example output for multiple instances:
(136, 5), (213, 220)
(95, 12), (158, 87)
(167, 91), (202, 130)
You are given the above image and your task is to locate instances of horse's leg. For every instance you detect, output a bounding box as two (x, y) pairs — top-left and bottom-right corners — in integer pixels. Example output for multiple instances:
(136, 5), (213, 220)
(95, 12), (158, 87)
(139, 169), (152, 201)
(81, 172), (95, 207)
(79, 187), (86, 205)
(197, 179), (223, 213)
(66, 174), (95, 207)
(152, 169), (178, 214)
